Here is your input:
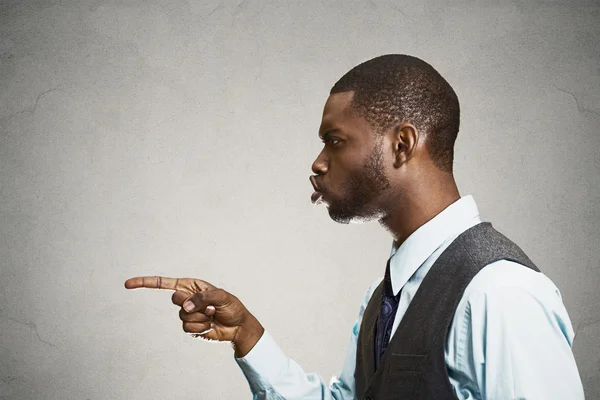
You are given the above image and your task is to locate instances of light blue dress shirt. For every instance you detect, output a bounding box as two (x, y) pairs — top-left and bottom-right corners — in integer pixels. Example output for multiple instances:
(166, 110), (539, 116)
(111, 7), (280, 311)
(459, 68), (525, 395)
(235, 196), (584, 399)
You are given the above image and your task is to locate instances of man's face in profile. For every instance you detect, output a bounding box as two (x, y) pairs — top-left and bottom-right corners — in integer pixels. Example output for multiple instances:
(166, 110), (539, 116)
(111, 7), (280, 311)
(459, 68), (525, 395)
(310, 91), (391, 224)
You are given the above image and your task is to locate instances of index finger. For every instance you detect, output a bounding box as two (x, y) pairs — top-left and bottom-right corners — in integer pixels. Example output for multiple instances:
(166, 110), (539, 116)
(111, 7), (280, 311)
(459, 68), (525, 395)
(124, 276), (182, 290)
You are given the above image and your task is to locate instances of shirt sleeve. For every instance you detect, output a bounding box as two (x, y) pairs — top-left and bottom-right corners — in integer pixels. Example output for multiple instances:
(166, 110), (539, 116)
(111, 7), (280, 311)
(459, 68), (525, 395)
(448, 261), (585, 400)
(234, 279), (381, 400)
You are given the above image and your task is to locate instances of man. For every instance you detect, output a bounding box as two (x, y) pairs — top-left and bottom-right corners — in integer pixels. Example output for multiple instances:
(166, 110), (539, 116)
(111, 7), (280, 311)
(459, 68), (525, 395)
(125, 54), (584, 399)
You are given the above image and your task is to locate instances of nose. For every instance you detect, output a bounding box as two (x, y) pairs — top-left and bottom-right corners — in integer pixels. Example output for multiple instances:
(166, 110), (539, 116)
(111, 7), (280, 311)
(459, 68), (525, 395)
(311, 148), (328, 175)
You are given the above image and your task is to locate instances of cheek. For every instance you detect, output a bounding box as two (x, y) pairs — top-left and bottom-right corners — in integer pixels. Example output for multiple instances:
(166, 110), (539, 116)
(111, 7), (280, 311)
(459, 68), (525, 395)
(330, 166), (363, 195)
(326, 146), (372, 187)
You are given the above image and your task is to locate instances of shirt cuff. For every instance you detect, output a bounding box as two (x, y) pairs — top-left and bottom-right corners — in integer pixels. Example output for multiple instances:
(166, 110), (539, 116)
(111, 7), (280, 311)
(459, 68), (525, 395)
(234, 330), (289, 391)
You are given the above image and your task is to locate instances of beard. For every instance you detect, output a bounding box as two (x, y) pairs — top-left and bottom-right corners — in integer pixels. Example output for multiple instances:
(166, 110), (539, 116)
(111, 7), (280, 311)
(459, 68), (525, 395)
(327, 140), (391, 224)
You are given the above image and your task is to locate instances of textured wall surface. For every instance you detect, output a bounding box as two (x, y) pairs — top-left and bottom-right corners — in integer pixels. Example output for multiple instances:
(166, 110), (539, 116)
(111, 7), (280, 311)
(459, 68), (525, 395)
(1, 1), (599, 399)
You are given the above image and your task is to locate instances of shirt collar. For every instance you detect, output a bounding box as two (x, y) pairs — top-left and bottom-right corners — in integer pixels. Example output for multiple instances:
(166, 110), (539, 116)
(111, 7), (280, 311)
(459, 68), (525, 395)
(388, 195), (481, 296)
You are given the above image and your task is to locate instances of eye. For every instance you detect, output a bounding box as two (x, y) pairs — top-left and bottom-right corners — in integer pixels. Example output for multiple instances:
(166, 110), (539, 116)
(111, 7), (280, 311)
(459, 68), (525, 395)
(322, 138), (341, 146)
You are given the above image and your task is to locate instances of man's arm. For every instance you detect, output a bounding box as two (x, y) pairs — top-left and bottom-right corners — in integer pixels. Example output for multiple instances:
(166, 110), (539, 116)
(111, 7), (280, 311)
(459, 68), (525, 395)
(234, 279), (382, 400)
(446, 261), (584, 399)
(125, 275), (381, 400)
(233, 327), (357, 399)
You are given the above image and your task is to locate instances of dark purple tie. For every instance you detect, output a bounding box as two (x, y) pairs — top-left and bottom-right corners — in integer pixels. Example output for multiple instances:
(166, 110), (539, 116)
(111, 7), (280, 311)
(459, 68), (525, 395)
(374, 258), (401, 370)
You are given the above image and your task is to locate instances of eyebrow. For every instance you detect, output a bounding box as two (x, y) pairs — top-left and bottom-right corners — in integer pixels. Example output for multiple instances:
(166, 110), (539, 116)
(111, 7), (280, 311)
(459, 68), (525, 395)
(319, 128), (339, 140)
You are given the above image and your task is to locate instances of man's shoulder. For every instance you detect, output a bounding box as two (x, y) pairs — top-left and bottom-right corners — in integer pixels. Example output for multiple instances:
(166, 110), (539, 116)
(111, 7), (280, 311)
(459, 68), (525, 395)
(462, 259), (563, 307)
(451, 259), (576, 348)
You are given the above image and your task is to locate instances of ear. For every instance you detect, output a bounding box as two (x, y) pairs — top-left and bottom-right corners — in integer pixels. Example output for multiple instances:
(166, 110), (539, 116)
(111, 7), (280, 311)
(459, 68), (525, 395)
(391, 123), (419, 168)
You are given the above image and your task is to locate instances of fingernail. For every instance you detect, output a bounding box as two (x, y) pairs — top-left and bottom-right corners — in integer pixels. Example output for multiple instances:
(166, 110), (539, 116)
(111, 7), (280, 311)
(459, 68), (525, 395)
(183, 301), (195, 312)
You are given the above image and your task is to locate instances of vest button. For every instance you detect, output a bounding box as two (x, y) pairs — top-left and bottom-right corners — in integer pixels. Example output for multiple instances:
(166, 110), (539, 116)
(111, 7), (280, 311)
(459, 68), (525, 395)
(365, 396), (374, 400)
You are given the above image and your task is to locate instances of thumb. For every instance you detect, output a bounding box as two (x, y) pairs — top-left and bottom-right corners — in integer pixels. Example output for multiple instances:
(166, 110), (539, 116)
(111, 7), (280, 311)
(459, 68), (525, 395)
(182, 288), (229, 313)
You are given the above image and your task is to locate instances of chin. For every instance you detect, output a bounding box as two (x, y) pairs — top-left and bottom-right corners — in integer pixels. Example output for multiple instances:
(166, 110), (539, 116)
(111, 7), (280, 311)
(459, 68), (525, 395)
(327, 205), (384, 225)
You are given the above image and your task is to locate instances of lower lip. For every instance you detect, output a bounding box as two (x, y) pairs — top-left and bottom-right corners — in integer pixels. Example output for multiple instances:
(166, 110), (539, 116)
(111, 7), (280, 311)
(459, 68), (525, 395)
(311, 191), (324, 204)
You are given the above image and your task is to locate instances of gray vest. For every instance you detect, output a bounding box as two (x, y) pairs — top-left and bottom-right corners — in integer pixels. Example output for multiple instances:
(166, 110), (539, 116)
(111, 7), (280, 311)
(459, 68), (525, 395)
(355, 222), (540, 400)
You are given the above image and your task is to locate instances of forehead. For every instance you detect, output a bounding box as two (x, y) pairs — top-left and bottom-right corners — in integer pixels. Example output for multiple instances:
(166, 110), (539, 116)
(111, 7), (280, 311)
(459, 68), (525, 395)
(319, 91), (355, 130)
(319, 91), (374, 139)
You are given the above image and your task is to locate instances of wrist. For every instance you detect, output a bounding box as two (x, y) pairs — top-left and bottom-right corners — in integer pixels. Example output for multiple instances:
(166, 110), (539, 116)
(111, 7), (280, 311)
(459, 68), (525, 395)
(232, 314), (264, 358)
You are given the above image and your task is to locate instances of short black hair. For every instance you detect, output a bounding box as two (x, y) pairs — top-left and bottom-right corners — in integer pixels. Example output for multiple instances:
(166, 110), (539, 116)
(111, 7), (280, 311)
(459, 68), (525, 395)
(330, 54), (460, 172)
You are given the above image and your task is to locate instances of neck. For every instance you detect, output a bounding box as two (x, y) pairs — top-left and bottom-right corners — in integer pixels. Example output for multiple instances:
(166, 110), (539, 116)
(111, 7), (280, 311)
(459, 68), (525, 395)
(378, 170), (460, 246)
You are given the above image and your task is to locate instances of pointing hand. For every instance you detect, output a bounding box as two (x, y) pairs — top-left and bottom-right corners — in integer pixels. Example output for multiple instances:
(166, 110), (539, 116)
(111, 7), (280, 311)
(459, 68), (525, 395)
(124, 276), (264, 355)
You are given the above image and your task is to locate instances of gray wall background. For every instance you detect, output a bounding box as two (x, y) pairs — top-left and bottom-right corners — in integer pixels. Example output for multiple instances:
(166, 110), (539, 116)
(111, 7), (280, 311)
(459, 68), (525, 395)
(1, 0), (599, 399)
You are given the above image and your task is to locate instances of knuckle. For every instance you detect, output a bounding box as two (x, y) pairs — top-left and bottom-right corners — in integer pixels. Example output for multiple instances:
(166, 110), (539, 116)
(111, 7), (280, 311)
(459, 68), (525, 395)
(179, 309), (189, 321)
(171, 291), (183, 305)
(180, 310), (209, 323)
(196, 313), (209, 322)
(182, 322), (210, 333)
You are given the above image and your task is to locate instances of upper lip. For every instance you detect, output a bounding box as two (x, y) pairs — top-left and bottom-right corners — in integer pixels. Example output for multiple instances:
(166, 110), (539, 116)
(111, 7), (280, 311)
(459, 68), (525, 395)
(309, 175), (322, 192)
